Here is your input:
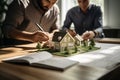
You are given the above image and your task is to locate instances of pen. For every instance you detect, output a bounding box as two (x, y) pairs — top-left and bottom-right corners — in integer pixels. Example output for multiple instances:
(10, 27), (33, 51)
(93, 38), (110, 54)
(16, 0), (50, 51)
(35, 23), (45, 32)
(35, 23), (48, 47)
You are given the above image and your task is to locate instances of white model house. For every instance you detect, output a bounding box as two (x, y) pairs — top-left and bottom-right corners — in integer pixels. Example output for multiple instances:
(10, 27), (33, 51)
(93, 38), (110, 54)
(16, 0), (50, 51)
(52, 31), (83, 52)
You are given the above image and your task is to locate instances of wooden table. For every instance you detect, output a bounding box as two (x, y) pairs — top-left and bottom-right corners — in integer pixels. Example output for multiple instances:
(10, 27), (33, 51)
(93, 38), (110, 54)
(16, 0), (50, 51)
(0, 42), (120, 80)
(95, 38), (120, 44)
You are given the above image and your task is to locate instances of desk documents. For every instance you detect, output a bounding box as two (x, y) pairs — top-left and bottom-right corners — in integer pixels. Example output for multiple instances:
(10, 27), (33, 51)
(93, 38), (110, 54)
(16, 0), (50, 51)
(68, 43), (120, 70)
(2, 51), (78, 71)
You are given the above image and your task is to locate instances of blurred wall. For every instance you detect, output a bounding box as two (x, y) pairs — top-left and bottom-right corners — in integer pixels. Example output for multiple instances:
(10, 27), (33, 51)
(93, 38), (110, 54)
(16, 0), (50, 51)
(104, 0), (120, 29)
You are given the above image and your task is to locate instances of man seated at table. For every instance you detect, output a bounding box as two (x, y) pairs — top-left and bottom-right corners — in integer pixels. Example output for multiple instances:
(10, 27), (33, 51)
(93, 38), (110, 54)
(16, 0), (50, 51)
(62, 0), (105, 40)
(2, 0), (60, 45)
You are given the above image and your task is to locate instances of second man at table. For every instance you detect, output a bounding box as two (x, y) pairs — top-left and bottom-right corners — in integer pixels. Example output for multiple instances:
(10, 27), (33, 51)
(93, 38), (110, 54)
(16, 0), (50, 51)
(62, 0), (104, 40)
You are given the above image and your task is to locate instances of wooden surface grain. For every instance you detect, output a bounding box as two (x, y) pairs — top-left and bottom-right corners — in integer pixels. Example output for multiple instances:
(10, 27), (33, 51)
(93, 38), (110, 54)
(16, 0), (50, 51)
(0, 42), (119, 80)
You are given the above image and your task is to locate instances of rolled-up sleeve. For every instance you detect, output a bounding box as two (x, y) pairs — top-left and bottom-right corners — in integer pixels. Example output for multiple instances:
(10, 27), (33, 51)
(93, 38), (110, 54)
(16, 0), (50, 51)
(62, 10), (72, 30)
(49, 4), (60, 33)
(93, 7), (104, 37)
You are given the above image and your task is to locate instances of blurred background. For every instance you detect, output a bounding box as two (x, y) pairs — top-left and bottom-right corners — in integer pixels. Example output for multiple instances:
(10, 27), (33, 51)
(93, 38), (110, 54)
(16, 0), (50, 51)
(57, 0), (120, 38)
(0, 0), (120, 45)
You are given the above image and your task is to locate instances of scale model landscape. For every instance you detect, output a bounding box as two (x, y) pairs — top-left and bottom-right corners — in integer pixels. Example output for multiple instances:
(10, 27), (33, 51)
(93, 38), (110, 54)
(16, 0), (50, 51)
(36, 31), (100, 57)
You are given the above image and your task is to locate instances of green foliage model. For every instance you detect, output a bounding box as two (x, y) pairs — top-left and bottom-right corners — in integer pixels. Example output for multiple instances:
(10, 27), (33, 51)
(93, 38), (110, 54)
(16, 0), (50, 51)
(36, 42), (42, 51)
(36, 39), (100, 57)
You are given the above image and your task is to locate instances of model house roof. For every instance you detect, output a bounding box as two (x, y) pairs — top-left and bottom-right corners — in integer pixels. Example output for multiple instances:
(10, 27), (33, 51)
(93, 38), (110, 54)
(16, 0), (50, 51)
(74, 34), (83, 41)
(52, 31), (82, 43)
(52, 31), (67, 42)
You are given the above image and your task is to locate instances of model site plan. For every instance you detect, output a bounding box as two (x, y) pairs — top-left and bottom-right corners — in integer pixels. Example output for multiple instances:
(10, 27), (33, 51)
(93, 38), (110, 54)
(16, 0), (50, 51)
(36, 31), (100, 57)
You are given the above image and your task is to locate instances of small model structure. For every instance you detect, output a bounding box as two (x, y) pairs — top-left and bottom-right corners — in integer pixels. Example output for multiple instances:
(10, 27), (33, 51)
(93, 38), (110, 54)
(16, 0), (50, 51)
(52, 31), (75, 52)
(52, 31), (87, 55)
(36, 30), (100, 56)
(74, 34), (83, 46)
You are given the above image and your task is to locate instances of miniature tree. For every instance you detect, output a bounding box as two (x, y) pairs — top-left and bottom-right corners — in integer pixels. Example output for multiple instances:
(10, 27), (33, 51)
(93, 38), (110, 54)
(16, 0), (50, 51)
(64, 47), (72, 55)
(88, 39), (95, 50)
(74, 42), (78, 53)
(36, 42), (42, 51)
(83, 40), (88, 47)
(89, 39), (95, 47)
(64, 47), (69, 54)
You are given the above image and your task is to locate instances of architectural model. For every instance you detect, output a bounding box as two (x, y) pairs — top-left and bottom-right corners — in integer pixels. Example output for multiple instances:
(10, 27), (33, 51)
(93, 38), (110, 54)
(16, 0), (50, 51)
(36, 31), (100, 56)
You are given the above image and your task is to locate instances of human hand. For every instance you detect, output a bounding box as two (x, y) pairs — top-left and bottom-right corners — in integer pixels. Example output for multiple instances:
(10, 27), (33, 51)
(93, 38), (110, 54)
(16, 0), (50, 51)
(31, 31), (49, 42)
(42, 31), (58, 48)
(67, 29), (76, 37)
(42, 40), (54, 49)
(82, 31), (95, 40)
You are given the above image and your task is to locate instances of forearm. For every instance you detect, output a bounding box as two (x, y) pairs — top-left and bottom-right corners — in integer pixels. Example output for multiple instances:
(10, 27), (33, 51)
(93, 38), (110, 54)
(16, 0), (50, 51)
(62, 21), (71, 30)
(62, 11), (72, 30)
(8, 27), (34, 42)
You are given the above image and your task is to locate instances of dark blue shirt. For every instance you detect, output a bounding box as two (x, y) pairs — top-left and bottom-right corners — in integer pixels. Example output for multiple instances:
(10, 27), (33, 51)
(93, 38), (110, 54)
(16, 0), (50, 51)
(62, 4), (104, 37)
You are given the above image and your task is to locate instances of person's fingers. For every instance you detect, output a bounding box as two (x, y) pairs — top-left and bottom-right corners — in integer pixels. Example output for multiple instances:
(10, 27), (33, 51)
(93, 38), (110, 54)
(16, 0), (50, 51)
(82, 31), (95, 40)
(82, 31), (90, 40)
(32, 31), (49, 42)
(38, 36), (48, 42)
(68, 29), (76, 37)
(88, 31), (95, 39)
(38, 31), (49, 40)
